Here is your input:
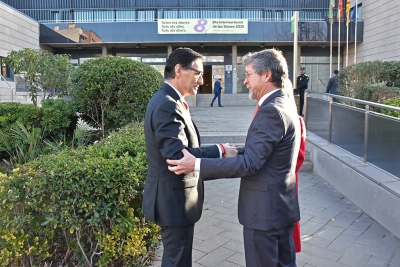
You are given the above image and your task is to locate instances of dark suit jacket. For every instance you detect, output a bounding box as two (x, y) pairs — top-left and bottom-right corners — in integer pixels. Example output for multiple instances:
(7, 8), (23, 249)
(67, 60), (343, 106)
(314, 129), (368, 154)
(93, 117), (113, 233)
(200, 89), (301, 231)
(143, 82), (220, 226)
(213, 80), (222, 94)
(326, 75), (338, 94)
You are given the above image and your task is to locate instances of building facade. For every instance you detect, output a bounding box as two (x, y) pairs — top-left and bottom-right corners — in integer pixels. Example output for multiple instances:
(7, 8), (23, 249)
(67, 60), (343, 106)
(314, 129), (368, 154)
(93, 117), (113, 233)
(1, 0), (378, 101)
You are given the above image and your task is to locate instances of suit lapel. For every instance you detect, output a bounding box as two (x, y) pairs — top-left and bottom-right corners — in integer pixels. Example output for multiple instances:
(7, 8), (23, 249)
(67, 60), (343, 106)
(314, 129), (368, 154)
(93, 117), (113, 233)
(161, 83), (200, 147)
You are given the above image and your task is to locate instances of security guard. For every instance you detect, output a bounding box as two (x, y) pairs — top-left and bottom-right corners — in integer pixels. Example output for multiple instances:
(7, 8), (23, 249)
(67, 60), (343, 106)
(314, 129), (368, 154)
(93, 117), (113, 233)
(296, 66), (309, 116)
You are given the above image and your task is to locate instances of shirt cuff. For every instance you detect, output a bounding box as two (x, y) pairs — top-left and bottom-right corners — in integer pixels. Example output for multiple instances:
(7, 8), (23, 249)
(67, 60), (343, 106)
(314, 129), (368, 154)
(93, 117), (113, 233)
(195, 158), (201, 172)
(217, 144), (223, 158)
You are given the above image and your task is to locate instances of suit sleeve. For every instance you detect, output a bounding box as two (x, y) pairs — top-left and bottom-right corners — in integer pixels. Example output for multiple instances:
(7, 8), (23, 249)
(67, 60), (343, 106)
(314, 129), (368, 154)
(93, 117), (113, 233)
(152, 100), (219, 161)
(326, 78), (332, 93)
(200, 104), (285, 178)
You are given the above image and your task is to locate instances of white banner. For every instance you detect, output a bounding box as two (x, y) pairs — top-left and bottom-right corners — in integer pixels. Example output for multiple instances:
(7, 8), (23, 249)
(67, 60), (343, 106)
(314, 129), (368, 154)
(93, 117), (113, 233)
(158, 19), (248, 34)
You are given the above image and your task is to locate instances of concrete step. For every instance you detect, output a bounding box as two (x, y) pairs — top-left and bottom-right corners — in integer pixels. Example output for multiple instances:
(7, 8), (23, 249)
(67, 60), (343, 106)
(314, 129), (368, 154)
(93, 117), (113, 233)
(300, 160), (313, 172)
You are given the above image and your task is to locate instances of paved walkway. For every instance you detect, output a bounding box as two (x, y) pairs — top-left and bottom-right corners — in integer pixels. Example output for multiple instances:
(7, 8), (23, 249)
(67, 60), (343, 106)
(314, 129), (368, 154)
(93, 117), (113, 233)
(149, 105), (400, 267)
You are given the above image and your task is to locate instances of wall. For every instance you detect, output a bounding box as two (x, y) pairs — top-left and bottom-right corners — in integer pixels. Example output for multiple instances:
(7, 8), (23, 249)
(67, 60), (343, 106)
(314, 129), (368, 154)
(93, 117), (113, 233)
(347, 0), (400, 63)
(0, 1), (40, 103)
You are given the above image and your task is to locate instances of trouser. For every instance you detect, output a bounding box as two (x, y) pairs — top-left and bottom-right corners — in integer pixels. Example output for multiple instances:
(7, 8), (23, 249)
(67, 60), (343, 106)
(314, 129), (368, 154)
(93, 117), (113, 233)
(243, 224), (296, 267)
(211, 93), (221, 106)
(299, 88), (305, 115)
(160, 224), (195, 267)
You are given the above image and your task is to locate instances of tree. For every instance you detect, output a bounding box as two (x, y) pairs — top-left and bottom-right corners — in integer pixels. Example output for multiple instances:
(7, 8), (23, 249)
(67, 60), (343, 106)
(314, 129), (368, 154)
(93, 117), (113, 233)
(4, 48), (73, 106)
(71, 56), (163, 137)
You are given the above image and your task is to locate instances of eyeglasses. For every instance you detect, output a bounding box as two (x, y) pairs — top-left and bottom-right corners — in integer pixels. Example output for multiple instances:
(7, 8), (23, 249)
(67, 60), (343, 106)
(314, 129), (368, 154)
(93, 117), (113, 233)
(186, 67), (204, 78)
(245, 71), (256, 79)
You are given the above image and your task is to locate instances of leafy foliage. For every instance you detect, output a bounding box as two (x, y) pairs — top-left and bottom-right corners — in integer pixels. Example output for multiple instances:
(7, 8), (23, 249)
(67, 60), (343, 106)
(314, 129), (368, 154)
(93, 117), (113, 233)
(71, 56), (163, 137)
(4, 48), (74, 105)
(0, 123), (160, 266)
(381, 97), (400, 118)
(337, 61), (400, 114)
(0, 100), (78, 168)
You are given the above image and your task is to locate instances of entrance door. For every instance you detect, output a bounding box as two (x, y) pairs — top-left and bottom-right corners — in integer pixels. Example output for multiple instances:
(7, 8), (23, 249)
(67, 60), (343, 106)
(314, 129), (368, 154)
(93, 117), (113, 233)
(199, 65), (212, 94)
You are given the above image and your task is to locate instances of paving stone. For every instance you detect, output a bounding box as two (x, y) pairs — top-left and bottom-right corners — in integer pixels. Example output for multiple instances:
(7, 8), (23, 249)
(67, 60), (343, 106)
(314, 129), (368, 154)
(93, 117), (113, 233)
(222, 239), (245, 254)
(196, 247), (236, 267)
(196, 235), (230, 253)
(196, 226), (226, 241)
(327, 233), (359, 253)
(302, 242), (343, 261)
(296, 251), (349, 267)
(226, 252), (246, 267)
(300, 220), (325, 236)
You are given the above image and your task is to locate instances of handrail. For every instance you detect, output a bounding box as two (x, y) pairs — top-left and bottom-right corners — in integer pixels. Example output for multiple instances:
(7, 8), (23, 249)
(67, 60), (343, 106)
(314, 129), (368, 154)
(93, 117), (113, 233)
(305, 90), (400, 167)
(306, 89), (400, 112)
(0, 74), (14, 102)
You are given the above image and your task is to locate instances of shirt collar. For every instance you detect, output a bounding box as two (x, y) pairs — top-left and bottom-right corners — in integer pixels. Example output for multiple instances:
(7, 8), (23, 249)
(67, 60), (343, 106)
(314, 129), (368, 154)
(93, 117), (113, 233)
(258, 89), (280, 106)
(165, 81), (184, 100)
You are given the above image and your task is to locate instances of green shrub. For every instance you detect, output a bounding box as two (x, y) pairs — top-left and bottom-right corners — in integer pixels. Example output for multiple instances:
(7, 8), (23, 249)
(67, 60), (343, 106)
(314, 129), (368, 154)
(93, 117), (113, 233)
(71, 56), (163, 137)
(40, 98), (77, 139)
(0, 102), (41, 132)
(0, 103), (41, 160)
(381, 97), (400, 118)
(0, 123), (160, 266)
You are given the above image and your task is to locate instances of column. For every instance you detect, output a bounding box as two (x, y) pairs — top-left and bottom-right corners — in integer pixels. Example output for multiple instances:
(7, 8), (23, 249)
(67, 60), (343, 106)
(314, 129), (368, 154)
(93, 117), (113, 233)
(102, 44), (107, 56)
(232, 43), (237, 94)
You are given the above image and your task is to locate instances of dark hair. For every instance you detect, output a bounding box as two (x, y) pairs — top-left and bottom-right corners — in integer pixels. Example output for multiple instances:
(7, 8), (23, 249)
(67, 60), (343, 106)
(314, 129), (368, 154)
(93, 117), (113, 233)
(334, 69), (339, 74)
(164, 47), (204, 79)
(243, 48), (288, 88)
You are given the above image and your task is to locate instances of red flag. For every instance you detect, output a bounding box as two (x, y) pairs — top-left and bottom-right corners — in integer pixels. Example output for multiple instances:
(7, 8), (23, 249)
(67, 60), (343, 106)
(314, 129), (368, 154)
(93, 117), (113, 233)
(338, 0), (343, 22)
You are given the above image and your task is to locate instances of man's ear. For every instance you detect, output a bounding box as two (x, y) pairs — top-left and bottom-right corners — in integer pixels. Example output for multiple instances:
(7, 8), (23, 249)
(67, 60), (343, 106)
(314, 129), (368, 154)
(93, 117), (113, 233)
(175, 64), (182, 77)
(264, 70), (272, 83)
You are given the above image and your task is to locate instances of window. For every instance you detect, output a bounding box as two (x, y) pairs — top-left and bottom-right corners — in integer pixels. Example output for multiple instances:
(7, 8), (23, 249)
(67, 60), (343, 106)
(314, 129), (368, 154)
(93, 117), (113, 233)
(0, 57), (12, 81)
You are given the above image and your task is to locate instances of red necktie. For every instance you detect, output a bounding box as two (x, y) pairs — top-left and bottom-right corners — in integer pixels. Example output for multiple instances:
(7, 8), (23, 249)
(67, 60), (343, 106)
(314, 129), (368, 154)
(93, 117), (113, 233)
(253, 104), (260, 118)
(182, 100), (189, 111)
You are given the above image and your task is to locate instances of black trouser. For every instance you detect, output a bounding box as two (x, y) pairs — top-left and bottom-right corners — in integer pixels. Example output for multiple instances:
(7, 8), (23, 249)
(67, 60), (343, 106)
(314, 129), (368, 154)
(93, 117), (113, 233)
(243, 224), (296, 267)
(299, 88), (306, 115)
(160, 224), (195, 267)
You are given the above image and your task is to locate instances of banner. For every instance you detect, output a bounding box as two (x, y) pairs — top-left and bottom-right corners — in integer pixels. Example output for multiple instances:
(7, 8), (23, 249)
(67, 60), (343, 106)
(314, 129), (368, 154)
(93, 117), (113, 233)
(158, 19), (248, 34)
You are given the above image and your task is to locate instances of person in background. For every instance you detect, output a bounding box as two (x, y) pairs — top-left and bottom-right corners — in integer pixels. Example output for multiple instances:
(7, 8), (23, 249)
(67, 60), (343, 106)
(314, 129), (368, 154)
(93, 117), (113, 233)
(167, 48), (301, 267)
(210, 78), (223, 107)
(142, 47), (237, 267)
(326, 69), (339, 97)
(296, 66), (309, 116)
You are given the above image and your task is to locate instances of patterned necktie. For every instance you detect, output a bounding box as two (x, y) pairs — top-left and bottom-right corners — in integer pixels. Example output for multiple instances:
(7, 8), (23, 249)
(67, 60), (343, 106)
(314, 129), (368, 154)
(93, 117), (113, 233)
(253, 104), (260, 118)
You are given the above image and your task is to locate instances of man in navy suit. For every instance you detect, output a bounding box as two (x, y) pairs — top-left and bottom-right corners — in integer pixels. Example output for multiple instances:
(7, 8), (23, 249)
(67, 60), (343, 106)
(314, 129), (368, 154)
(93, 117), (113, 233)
(167, 48), (301, 267)
(143, 47), (237, 267)
(210, 78), (223, 107)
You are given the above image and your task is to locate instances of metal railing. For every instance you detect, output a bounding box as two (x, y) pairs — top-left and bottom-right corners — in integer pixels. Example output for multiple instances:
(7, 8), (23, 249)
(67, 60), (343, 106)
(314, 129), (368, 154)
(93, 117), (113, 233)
(13, 7), (345, 23)
(0, 74), (14, 102)
(304, 90), (400, 178)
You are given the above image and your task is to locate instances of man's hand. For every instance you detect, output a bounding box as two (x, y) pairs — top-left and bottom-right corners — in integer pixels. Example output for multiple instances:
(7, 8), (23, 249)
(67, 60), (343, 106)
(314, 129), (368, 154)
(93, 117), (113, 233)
(222, 143), (238, 158)
(167, 149), (196, 175)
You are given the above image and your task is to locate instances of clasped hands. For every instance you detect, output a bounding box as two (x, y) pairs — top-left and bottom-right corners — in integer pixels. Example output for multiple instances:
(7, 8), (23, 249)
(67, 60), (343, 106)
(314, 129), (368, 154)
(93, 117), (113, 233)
(167, 143), (238, 175)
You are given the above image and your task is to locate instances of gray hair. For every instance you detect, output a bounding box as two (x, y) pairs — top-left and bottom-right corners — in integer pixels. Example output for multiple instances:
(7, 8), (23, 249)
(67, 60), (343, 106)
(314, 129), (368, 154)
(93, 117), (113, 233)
(243, 48), (288, 88)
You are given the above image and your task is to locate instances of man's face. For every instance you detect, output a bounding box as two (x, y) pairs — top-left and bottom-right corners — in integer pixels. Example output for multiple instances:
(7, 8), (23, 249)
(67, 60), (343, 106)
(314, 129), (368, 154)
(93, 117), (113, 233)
(178, 58), (204, 96)
(300, 69), (305, 74)
(244, 63), (265, 101)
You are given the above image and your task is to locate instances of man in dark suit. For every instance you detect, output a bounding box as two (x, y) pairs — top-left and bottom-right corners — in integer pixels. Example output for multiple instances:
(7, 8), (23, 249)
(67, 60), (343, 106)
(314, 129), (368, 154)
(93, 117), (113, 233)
(326, 69), (339, 95)
(296, 66), (309, 116)
(143, 47), (237, 267)
(210, 77), (223, 107)
(167, 48), (301, 267)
